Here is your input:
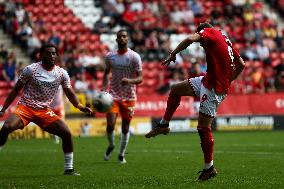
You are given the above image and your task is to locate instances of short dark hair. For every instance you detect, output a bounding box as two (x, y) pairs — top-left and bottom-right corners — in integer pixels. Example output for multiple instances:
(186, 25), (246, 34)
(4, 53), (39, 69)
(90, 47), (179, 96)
(117, 29), (128, 35)
(40, 43), (57, 54)
(196, 22), (213, 32)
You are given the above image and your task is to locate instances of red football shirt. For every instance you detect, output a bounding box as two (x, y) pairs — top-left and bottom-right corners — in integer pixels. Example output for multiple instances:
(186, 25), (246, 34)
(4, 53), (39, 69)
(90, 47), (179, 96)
(197, 28), (240, 94)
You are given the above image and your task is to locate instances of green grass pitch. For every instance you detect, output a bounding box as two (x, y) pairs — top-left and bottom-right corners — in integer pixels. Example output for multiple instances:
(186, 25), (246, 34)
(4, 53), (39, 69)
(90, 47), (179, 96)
(0, 131), (283, 189)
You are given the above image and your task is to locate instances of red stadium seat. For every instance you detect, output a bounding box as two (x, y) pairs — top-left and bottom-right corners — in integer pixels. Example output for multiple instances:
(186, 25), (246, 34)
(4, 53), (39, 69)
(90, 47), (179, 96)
(96, 71), (104, 79)
(96, 79), (103, 88)
(90, 35), (99, 42)
(54, 0), (63, 6)
(137, 86), (144, 94)
(0, 89), (11, 96)
(143, 62), (158, 70)
(253, 61), (263, 68)
(270, 52), (279, 61)
(143, 69), (159, 79)
(145, 78), (157, 87)
(58, 33), (65, 40)
(50, 16), (59, 23)
(63, 8), (72, 15)
(88, 44), (97, 51)
(0, 81), (13, 88)
(272, 59), (281, 67)
(58, 25), (68, 33)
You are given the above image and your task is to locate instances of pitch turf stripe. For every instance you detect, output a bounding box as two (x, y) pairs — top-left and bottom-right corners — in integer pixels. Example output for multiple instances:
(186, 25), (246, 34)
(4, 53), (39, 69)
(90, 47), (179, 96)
(129, 150), (283, 155)
(1, 149), (283, 156)
(219, 144), (279, 147)
(215, 150), (278, 155)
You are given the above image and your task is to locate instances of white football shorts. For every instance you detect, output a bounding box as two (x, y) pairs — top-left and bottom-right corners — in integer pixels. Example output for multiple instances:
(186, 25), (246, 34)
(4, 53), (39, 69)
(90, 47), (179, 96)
(188, 76), (226, 117)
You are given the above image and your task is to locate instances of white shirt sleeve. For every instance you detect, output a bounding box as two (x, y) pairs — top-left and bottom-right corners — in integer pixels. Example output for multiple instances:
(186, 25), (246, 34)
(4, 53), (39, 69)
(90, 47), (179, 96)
(18, 66), (32, 84)
(132, 52), (142, 72)
(60, 68), (72, 88)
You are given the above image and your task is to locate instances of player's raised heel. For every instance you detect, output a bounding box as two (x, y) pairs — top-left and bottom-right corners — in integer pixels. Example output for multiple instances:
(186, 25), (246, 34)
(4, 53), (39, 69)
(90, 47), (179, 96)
(64, 169), (80, 176)
(196, 166), (217, 181)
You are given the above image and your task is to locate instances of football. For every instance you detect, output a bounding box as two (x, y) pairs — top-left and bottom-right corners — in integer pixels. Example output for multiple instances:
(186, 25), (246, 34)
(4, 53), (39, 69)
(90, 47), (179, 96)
(92, 91), (114, 113)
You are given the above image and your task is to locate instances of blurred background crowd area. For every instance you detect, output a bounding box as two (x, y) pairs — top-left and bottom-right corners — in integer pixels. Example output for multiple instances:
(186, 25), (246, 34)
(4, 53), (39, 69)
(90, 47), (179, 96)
(0, 0), (284, 96)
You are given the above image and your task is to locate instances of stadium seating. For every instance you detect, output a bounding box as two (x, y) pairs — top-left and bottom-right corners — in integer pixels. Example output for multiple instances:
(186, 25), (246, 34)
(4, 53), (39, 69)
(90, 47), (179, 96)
(1, 0), (284, 95)
(0, 81), (13, 97)
(24, 0), (108, 55)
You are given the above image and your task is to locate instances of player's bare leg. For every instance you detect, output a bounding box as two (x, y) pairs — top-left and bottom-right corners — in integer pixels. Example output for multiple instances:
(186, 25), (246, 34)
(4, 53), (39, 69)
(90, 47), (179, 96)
(0, 114), (24, 150)
(145, 80), (195, 138)
(104, 113), (117, 161)
(43, 119), (79, 176)
(196, 112), (217, 181)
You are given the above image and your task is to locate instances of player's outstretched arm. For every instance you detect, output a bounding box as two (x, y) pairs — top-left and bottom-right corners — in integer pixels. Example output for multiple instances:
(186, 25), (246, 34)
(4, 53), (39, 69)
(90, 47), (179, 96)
(63, 87), (93, 114)
(230, 57), (246, 82)
(162, 33), (201, 67)
(0, 80), (24, 117)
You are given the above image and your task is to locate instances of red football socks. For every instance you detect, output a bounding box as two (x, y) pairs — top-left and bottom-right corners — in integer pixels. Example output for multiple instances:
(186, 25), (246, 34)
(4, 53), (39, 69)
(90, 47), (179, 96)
(163, 92), (181, 121)
(197, 126), (214, 164)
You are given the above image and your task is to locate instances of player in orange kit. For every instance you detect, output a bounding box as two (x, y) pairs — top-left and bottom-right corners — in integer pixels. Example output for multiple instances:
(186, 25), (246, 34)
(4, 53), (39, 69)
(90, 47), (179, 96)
(102, 30), (143, 163)
(0, 44), (92, 175)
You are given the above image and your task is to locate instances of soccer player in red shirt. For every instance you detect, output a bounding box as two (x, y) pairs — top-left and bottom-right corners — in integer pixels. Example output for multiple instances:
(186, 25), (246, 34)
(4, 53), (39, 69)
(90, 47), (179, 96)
(145, 23), (245, 181)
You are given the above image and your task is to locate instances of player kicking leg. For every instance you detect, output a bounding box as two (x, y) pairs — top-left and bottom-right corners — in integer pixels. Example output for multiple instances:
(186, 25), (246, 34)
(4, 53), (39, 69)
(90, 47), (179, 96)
(145, 80), (192, 138)
(145, 22), (245, 181)
(145, 78), (219, 181)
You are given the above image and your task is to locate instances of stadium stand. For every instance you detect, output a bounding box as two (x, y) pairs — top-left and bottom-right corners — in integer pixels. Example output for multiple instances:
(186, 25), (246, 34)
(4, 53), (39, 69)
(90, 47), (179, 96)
(0, 0), (284, 96)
